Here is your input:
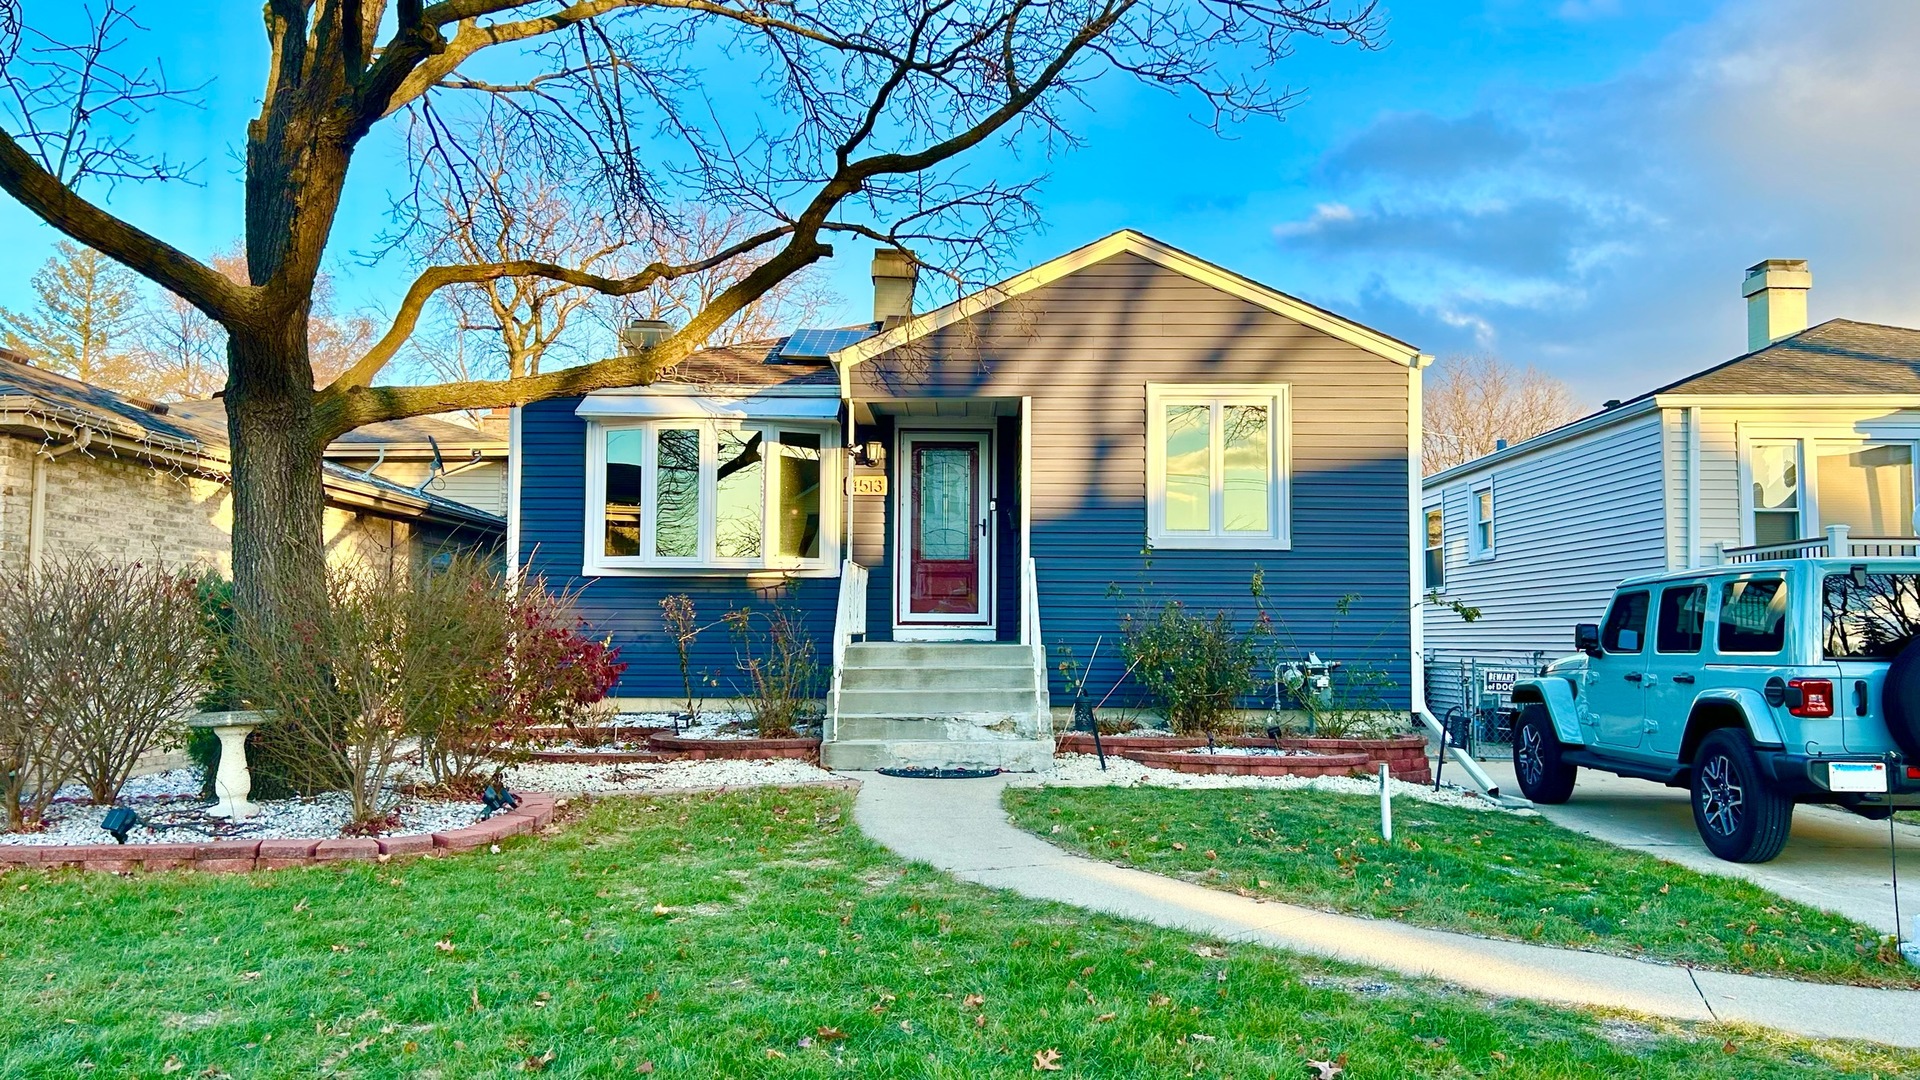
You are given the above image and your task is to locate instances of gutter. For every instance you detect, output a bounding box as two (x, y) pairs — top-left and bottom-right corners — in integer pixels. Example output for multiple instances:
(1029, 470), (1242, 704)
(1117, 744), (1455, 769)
(1422, 396), (1660, 488)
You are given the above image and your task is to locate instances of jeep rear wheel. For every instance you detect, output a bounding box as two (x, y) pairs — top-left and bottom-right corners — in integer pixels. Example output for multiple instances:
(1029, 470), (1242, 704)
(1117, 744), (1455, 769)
(1690, 728), (1793, 863)
(1512, 703), (1576, 804)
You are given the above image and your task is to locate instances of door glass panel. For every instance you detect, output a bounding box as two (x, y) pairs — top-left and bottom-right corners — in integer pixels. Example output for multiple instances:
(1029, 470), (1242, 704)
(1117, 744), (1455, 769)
(910, 443), (979, 615)
(654, 427), (700, 558)
(1221, 404), (1270, 533)
(1655, 585), (1707, 653)
(1751, 442), (1800, 543)
(1817, 443), (1914, 537)
(1602, 590), (1649, 653)
(1163, 403), (1211, 532)
(604, 430), (645, 556)
(1719, 578), (1787, 653)
(776, 431), (821, 560)
(714, 429), (763, 559)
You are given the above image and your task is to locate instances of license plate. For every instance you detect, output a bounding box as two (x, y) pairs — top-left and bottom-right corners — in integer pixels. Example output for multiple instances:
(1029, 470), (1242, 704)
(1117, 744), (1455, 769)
(1828, 761), (1888, 793)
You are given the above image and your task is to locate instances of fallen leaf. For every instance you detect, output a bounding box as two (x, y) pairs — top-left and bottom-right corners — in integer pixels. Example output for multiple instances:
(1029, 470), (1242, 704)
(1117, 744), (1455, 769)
(975, 1014), (987, 1028)
(1033, 1048), (1063, 1071)
(1094, 1012), (1117, 1023)
(1171, 842), (1187, 851)
(162, 1057), (185, 1075)
(815, 1026), (846, 1041)
(964, 994), (985, 1009)
(1148, 993), (1172, 1007)
(652, 904), (672, 916)
(899, 1020), (913, 1033)
(292, 898), (309, 914)
(1306, 1060), (1343, 1079)
(1722, 1040), (1739, 1055)
(636, 1063), (654, 1074)
(241, 971), (261, 981)
(436, 940), (455, 953)
(765, 1048), (786, 1059)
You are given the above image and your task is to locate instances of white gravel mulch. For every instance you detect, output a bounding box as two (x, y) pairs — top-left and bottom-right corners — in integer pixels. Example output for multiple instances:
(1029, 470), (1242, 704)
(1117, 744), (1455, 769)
(1014, 753), (1519, 813)
(506, 755), (840, 795)
(2, 768), (487, 846)
(1167, 746), (1320, 758)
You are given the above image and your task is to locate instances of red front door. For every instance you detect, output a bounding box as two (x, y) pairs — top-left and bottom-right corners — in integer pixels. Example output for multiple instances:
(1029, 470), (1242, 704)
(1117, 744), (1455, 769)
(900, 432), (990, 627)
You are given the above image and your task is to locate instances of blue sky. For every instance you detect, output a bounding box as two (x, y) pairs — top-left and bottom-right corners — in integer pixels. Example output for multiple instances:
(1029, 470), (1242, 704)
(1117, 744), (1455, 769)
(3, 0), (1917, 404)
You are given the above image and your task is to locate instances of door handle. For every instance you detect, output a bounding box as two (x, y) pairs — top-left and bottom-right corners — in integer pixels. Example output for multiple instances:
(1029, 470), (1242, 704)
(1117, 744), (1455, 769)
(1673, 673), (1695, 685)
(1623, 672), (1643, 683)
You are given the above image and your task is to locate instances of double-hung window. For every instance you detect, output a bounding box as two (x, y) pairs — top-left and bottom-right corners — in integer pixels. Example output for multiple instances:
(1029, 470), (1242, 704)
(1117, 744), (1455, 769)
(589, 420), (837, 573)
(1146, 384), (1290, 549)
(1469, 481), (1495, 560)
(1424, 509), (1445, 589)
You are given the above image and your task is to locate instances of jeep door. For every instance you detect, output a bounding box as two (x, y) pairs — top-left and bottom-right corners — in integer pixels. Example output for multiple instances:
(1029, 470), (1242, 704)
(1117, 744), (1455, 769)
(1645, 582), (1709, 758)
(1587, 589), (1652, 750)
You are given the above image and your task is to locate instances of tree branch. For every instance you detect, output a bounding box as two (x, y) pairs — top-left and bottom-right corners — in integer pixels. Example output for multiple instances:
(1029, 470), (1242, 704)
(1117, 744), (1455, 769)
(0, 132), (245, 320)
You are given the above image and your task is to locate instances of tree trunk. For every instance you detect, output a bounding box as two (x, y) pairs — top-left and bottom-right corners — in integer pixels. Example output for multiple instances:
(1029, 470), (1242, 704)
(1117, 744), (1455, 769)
(226, 323), (328, 627)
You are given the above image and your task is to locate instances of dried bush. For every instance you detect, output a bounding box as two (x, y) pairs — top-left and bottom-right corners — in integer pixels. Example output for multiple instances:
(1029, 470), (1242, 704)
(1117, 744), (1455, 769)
(1120, 601), (1256, 736)
(0, 553), (212, 824)
(723, 603), (820, 738)
(659, 594), (701, 727)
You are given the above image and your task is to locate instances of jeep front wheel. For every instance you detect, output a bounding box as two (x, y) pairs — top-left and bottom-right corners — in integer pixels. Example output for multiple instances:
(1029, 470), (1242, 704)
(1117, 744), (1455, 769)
(1690, 728), (1793, 863)
(1512, 703), (1576, 804)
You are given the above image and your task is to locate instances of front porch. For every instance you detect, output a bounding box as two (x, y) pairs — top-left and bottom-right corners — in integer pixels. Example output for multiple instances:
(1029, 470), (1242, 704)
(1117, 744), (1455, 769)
(822, 396), (1053, 771)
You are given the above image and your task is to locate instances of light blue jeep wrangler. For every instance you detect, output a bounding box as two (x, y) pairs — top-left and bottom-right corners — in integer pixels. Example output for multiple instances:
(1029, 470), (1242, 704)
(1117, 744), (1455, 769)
(1509, 557), (1920, 863)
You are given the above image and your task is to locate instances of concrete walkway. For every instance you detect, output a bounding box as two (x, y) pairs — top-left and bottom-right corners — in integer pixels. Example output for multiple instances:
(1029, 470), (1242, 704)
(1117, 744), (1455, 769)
(1478, 761), (1919, 934)
(851, 771), (1920, 1048)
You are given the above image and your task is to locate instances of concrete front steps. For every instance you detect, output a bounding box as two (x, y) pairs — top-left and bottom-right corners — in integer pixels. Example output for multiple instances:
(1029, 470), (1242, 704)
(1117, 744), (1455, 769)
(824, 642), (1052, 772)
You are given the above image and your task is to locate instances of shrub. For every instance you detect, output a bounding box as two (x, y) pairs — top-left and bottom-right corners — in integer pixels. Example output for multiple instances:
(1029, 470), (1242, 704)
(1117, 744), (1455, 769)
(660, 594), (701, 727)
(0, 553), (212, 820)
(1120, 601), (1256, 735)
(723, 602), (819, 738)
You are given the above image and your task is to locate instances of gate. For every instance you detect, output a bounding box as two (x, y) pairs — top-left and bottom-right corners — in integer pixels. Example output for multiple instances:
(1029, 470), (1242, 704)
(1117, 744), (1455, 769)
(1423, 649), (1549, 760)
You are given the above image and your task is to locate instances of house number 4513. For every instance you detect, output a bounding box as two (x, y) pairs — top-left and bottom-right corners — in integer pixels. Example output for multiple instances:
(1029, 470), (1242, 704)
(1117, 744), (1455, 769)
(851, 476), (888, 496)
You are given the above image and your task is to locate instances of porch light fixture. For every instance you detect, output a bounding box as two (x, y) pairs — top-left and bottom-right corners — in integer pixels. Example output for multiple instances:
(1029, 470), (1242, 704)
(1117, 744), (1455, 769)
(101, 806), (141, 845)
(850, 440), (884, 468)
(480, 783), (521, 820)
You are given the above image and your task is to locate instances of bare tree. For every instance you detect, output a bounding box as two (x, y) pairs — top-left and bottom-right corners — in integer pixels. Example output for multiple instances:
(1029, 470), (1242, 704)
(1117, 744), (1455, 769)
(0, 240), (144, 387)
(0, 0), (1384, 624)
(1423, 354), (1584, 475)
(138, 247), (375, 400)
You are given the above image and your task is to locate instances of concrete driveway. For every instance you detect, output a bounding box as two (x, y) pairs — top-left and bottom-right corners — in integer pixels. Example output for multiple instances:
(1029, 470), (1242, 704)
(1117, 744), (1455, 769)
(1476, 760), (1920, 935)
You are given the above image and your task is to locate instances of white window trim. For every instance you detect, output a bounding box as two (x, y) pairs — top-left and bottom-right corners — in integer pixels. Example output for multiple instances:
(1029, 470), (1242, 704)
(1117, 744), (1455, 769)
(1145, 383), (1291, 550)
(1737, 429), (1920, 544)
(1424, 507), (1446, 590)
(1468, 480), (1496, 561)
(583, 418), (841, 577)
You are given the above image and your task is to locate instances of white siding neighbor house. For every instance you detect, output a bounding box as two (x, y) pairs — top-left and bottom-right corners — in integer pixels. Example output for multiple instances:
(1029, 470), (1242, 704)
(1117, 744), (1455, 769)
(1422, 259), (1920, 716)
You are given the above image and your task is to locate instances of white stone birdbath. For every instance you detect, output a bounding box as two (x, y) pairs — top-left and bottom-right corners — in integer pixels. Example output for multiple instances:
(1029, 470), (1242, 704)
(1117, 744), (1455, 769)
(187, 710), (266, 821)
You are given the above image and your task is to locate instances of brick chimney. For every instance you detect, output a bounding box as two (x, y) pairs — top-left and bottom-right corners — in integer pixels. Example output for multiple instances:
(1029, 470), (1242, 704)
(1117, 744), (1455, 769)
(871, 249), (918, 326)
(1742, 258), (1811, 352)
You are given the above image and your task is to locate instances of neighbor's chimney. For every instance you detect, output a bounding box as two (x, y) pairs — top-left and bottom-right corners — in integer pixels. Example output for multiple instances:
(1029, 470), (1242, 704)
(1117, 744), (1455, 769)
(871, 249), (918, 326)
(620, 318), (673, 354)
(1742, 259), (1811, 352)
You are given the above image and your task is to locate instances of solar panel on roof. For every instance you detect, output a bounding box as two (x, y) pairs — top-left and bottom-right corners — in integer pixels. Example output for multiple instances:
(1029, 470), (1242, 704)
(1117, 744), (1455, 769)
(777, 326), (878, 360)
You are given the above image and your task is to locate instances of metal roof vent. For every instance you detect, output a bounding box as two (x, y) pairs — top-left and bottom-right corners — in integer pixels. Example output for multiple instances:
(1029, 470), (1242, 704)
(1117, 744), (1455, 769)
(620, 318), (673, 354)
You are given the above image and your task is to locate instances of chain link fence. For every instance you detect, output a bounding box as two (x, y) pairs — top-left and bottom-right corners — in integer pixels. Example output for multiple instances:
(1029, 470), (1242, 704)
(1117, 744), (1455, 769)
(1424, 649), (1551, 760)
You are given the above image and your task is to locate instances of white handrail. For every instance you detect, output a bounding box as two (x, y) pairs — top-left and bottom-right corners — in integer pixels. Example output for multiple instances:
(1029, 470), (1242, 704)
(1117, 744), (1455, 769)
(1719, 524), (1920, 563)
(827, 560), (868, 742)
(1022, 556), (1049, 719)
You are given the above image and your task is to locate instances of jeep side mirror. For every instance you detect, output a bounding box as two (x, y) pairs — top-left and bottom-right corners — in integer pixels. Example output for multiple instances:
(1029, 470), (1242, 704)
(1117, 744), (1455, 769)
(1574, 623), (1602, 656)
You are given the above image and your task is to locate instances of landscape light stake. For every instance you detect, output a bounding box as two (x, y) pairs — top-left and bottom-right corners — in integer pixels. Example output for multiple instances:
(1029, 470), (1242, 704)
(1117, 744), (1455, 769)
(1378, 763), (1393, 843)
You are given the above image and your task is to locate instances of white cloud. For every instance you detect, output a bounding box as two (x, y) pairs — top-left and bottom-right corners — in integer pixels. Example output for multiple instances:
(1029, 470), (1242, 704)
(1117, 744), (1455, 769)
(1272, 0), (1920, 402)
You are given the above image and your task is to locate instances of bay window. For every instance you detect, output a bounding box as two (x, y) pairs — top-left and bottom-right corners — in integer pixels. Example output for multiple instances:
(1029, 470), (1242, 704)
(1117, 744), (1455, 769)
(587, 420), (837, 572)
(1146, 384), (1290, 549)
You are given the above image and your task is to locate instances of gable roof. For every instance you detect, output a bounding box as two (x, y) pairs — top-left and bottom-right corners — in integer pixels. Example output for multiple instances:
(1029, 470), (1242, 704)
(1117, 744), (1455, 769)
(653, 337), (839, 389)
(830, 229), (1427, 390)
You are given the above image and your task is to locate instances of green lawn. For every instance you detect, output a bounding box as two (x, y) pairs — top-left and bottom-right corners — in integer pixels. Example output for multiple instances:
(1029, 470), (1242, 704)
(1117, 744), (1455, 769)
(0, 790), (1914, 1078)
(1003, 786), (1917, 988)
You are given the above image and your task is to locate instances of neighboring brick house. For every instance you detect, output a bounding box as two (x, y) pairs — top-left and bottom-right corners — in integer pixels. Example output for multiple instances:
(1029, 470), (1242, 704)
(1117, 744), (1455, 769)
(0, 351), (503, 579)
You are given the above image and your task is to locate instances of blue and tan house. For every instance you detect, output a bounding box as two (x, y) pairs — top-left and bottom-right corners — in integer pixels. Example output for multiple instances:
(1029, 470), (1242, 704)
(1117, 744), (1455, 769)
(510, 230), (1432, 769)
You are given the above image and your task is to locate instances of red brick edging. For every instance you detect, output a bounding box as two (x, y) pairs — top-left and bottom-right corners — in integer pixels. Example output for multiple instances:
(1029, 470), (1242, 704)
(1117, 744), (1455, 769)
(1055, 733), (1432, 784)
(0, 792), (558, 874)
(646, 733), (820, 760)
(1123, 749), (1373, 777)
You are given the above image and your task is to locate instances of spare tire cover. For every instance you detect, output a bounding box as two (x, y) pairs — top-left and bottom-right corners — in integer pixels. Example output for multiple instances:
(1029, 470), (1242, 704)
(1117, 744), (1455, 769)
(1879, 638), (1920, 759)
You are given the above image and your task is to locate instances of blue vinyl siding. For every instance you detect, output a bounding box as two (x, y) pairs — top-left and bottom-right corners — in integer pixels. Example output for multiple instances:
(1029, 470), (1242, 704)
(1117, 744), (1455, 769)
(516, 397), (837, 700)
(850, 252), (1414, 710)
